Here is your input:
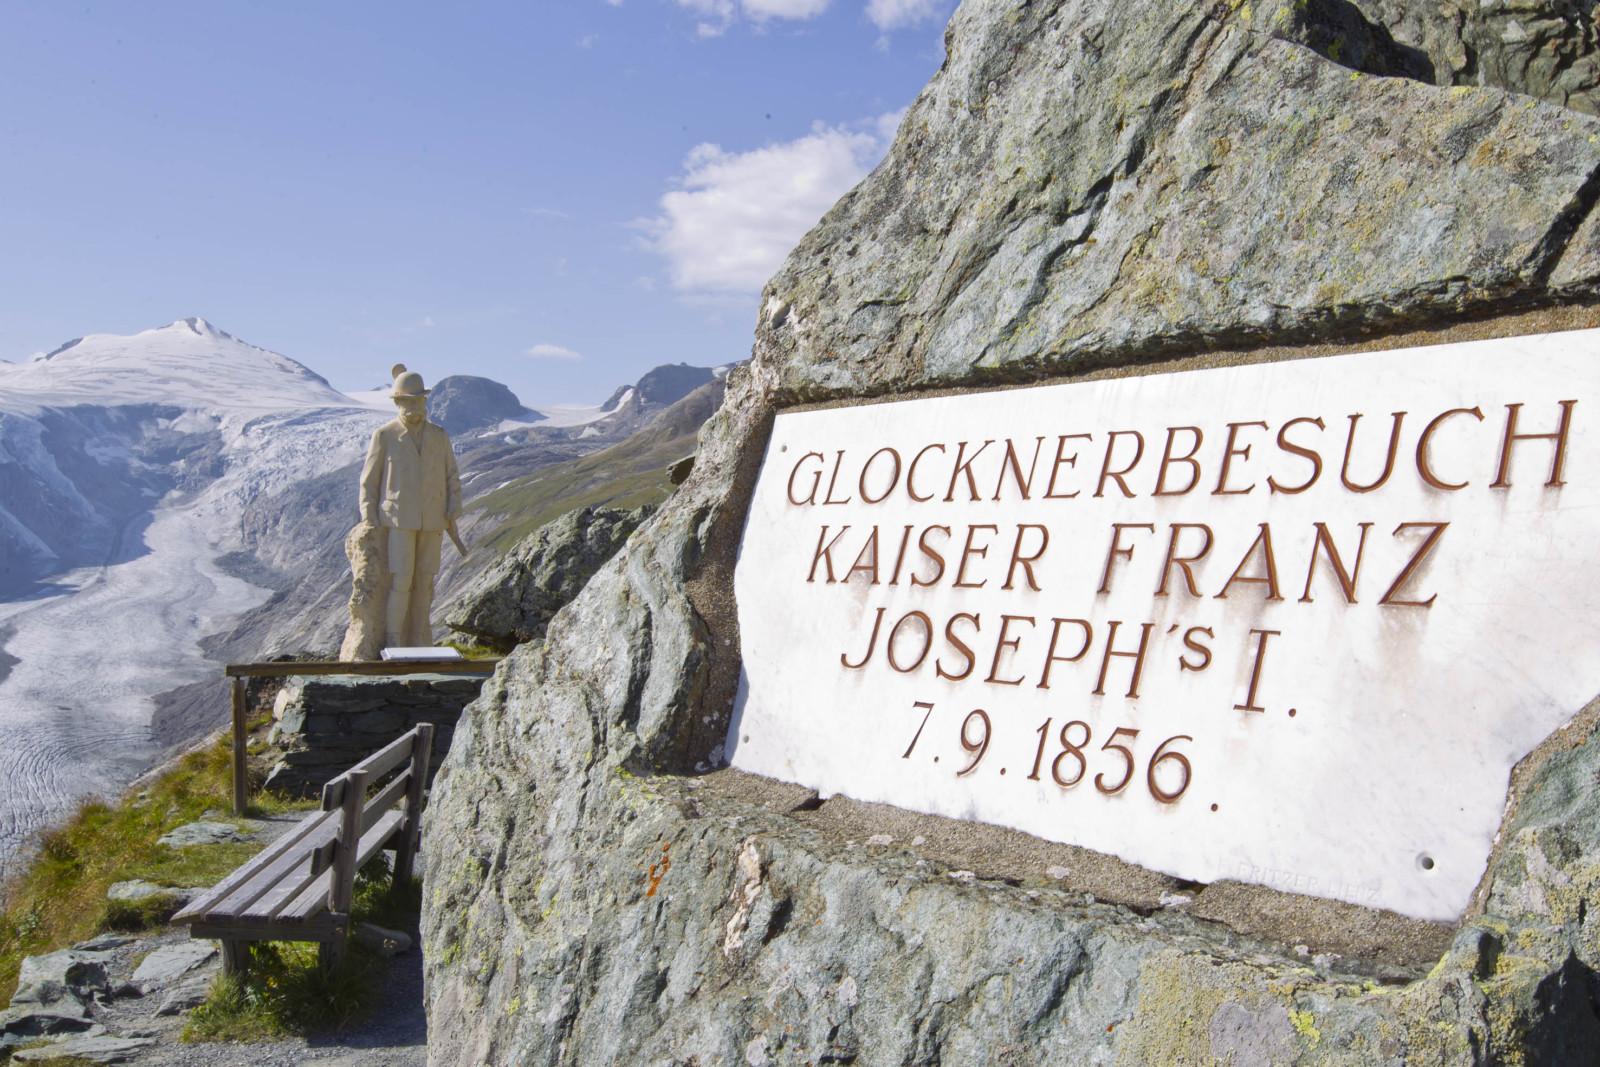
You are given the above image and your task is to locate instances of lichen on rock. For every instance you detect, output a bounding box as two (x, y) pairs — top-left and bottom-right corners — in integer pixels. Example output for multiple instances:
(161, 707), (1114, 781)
(420, 0), (1600, 1062)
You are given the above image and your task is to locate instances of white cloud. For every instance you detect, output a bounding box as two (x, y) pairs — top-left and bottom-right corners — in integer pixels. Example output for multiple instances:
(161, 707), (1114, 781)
(676, 0), (828, 34)
(865, 0), (945, 30)
(679, 0), (734, 20)
(578, 33), (600, 48)
(526, 343), (583, 360)
(744, 0), (830, 17)
(522, 206), (571, 219)
(644, 116), (897, 295)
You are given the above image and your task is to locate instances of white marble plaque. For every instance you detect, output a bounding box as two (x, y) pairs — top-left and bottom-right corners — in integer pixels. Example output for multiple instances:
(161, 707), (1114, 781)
(728, 328), (1600, 922)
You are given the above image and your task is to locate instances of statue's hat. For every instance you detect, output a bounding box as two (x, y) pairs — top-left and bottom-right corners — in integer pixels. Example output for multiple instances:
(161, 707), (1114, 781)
(390, 364), (430, 398)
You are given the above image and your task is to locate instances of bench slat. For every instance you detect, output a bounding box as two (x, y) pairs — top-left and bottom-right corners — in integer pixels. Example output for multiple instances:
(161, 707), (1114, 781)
(173, 808), (339, 923)
(347, 732), (415, 782)
(241, 802), (404, 923)
(361, 769), (411, 836)
(355, 809), (404, 870)
(204, 818), (341, 922)
(191, 913), (341, 941)
(239, 854), (324, 923)
(279, 809), (406, 921)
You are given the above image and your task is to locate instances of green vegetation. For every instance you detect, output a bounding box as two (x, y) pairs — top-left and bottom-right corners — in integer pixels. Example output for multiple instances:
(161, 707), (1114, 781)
(183, 941), (385, 1041)
(183, 858), (418, 1040)
(0, 735), (312, 1001)
(444, 641), (500, 661)
(101, 892), (186, 932)
(471, 390), (709, 554)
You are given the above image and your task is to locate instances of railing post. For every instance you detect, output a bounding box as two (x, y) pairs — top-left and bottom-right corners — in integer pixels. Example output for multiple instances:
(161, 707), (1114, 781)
(231, 677), (249, 816)
(393, 724), (435, 890)
(320, 768), (367, 972)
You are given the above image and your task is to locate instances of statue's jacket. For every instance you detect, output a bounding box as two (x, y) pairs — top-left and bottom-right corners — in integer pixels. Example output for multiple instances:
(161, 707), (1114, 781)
(359, 418), (462, 532)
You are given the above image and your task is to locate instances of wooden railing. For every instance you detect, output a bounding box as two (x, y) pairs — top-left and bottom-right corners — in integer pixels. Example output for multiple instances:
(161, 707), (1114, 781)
(224, 658), (499, 815)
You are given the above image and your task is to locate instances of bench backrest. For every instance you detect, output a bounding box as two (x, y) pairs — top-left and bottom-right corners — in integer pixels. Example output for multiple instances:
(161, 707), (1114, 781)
(318, 723), (436, 914)
(173, 722), (435, 928)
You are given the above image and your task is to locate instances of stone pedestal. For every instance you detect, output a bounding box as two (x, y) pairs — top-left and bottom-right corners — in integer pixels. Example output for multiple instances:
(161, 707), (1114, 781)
(263, 673), (484, 797)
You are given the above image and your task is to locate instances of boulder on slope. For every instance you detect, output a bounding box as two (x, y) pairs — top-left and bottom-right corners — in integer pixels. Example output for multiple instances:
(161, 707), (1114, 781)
(445, 505), (655, 652)
(420, 2), (1600, 1063)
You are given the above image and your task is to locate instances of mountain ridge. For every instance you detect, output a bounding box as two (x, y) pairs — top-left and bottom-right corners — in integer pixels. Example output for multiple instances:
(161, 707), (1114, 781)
(0, 318), (352, 419)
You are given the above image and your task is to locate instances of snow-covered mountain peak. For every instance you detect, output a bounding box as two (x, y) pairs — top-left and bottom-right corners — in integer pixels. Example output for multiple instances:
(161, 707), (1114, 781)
(0, 319), (354, 418)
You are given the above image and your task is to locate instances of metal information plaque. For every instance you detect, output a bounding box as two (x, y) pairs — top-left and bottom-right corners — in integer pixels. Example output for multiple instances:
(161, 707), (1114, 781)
(727, 329), (1600, 921)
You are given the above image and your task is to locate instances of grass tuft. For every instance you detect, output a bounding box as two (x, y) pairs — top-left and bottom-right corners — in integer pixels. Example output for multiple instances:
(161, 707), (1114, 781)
(101, 893), (184, 933)
(183, 940), (384, 1042)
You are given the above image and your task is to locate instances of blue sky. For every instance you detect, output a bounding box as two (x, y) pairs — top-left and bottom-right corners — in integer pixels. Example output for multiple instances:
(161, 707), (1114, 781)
(0, 0), (952, 404)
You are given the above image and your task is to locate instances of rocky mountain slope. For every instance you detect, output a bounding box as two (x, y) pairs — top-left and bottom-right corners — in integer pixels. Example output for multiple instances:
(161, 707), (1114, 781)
(420, 1), (1600, 1063)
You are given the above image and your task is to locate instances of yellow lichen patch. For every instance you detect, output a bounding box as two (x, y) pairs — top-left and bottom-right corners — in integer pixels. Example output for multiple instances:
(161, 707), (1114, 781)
(1289, 1009), (1321, 1045)
(1476, 953), (1548, 995)
(1538, 861), (1600, 928)
(1115, 950), (1309, 1065)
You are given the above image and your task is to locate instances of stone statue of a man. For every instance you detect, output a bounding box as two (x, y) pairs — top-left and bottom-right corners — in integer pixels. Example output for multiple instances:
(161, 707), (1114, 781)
(340, 365), (463, 658)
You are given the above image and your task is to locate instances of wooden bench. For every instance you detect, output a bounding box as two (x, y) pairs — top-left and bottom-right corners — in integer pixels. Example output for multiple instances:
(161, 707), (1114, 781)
(172, 723), (435, 972)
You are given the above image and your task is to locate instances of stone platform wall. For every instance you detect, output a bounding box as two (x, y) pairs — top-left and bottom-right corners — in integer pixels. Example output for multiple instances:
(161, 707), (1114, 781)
(263, 674), (485, 796)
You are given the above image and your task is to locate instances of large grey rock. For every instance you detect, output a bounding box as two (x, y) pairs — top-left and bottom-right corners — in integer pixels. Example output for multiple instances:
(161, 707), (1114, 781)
(12, 1035), (156, 1063)
(1293, 0), (1600, 116)
(155, 974), (215, 1016)
(131, 941), (216, 990)
(354, 922), (413, 957)
(106, 880), (202, 905)
(421, 1), (1600, 1064)
(15, 950), (110, 997)
(155, 821), (254, 847)
(0, 1014), (105, 1051)
(10, 948), (112, 1018)
(445, 504), (655, 651)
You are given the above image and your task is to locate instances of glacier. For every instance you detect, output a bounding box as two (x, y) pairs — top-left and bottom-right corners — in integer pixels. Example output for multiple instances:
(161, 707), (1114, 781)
(0, 318), (386, 874)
